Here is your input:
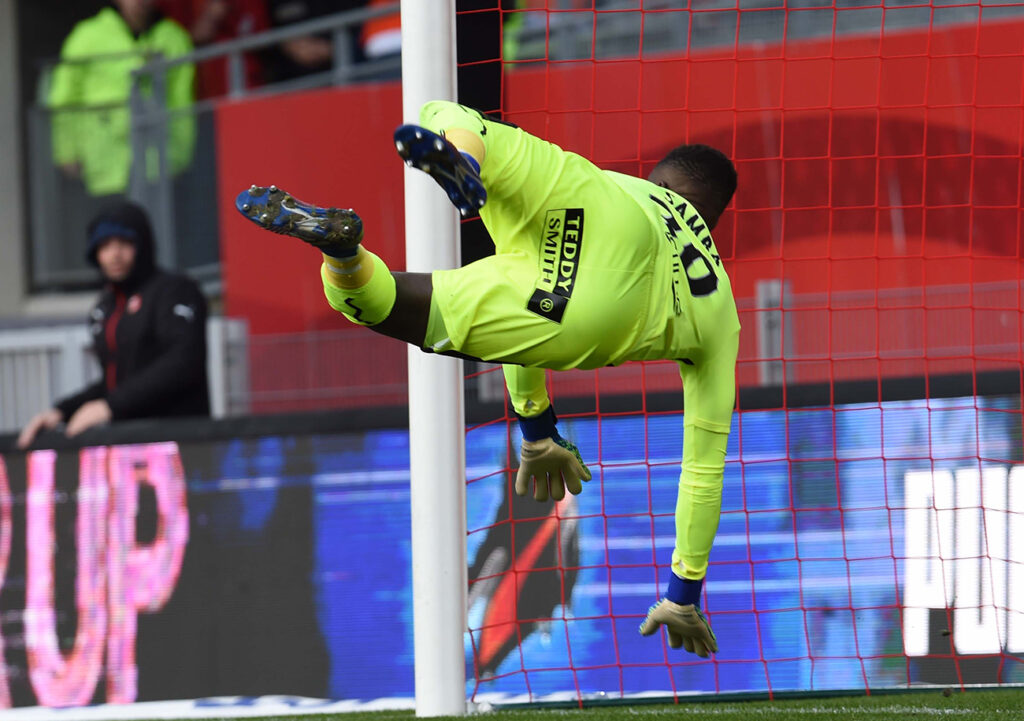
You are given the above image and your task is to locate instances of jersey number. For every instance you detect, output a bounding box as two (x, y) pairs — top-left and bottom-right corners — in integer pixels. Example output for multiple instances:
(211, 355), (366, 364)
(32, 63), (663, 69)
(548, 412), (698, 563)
(680, 243), (719, 297)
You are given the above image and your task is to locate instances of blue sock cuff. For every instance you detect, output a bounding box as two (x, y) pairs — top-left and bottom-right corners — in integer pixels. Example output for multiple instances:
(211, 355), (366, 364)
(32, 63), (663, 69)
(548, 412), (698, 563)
(666, 573), (703, 607)
(460, 151), (481, 175)
(517, 405), (559, 442)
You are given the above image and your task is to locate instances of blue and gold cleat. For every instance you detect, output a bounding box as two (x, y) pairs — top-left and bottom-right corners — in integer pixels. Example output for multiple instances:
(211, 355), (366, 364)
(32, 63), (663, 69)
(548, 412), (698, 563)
(235, 185), (363, 256)
(394, 125), (487, 217)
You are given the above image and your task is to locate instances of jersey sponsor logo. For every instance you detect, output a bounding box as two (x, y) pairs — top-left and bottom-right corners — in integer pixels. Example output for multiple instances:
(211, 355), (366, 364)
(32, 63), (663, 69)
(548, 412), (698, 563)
(528, 208), (584, 323)
(528, 288), (568, 322)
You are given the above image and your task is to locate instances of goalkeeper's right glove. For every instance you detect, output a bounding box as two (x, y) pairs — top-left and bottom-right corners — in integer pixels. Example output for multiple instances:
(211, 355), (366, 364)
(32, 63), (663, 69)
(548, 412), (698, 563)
(514, 405), (592, 502)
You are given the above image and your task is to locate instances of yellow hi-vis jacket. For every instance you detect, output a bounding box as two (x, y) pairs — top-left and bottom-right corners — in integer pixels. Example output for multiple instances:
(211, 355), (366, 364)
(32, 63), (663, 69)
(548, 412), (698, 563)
(48, 7), (196, 196)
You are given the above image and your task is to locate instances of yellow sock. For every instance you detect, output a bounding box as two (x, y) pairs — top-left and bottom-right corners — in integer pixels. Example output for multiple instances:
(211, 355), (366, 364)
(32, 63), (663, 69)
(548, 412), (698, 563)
(321, 248), (396, 326)
(322, 248), (374, 289)
(445, 127), (486, 166)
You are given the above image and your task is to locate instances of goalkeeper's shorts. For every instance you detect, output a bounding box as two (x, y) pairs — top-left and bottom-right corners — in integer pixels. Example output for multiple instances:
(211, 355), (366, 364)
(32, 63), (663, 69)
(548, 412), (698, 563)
(432, 247), (656, 371)
(422, 102), (666, 371)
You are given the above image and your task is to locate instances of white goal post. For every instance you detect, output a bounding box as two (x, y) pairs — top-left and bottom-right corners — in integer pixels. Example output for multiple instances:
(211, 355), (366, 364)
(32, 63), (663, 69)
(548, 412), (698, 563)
(400, 1), (467, 717)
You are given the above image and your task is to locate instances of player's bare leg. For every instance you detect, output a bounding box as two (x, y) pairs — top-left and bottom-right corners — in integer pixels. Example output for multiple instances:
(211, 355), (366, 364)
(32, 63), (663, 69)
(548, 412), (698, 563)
(372, 272), (432, 345)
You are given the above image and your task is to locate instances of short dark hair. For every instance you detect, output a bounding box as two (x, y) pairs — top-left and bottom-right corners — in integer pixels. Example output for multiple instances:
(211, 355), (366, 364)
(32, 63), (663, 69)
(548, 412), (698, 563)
(657, 143), (737, 220)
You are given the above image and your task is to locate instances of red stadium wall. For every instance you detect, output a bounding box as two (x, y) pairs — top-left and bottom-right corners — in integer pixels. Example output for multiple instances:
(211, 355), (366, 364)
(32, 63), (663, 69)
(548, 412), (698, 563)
(216, 84), (406, 335)
(216, 20), (1023, 403)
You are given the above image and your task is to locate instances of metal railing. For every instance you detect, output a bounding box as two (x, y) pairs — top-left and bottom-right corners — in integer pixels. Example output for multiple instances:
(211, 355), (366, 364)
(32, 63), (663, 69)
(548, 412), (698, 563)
(134, 2), (403, 103)
(509, 0), (1019, 64)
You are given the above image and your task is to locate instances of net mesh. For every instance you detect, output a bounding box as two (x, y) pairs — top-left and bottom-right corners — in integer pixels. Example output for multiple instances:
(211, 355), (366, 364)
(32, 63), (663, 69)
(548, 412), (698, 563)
(461, 0), (1024, 704)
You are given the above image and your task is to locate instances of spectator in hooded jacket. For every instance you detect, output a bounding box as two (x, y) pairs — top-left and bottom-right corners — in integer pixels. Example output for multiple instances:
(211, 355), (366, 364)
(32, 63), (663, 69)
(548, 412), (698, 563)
(17, 201), (209, 449)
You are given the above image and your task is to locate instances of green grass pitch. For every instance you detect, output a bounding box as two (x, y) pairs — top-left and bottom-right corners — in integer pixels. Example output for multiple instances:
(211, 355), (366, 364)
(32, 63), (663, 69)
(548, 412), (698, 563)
(149, 689), (1024, 721)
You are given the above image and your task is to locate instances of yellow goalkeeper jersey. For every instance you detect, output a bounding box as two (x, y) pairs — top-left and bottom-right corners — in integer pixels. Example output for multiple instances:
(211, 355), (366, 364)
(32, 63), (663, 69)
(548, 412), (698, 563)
(426, 102), (740, 431)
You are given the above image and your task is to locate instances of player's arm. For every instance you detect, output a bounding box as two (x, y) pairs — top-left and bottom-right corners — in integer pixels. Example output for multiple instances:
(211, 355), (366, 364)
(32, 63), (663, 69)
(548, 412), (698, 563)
(503, 365), (591, 502)
(640, 331), (738, 656)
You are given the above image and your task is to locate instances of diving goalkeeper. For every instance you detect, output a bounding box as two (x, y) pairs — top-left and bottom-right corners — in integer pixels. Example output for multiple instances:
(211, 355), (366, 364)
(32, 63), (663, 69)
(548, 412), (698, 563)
(236, 101), (739, 659)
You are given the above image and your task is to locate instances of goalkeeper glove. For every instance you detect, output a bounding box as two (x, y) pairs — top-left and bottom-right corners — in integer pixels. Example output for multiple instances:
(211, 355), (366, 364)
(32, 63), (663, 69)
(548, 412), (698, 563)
(639, 599), (717, 657)
(514, 405), (592, 502)
(638, 573), (717, 657)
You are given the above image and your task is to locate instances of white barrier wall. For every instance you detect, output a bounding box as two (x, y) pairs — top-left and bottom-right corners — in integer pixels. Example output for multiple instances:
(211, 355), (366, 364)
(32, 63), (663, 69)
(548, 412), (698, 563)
(0, 318), (247, 431)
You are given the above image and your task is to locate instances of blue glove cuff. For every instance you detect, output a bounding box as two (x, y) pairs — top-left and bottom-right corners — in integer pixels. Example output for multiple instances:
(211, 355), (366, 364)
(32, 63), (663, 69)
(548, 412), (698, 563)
(517, 405), (559, 442)
(667, 572), (703, 608)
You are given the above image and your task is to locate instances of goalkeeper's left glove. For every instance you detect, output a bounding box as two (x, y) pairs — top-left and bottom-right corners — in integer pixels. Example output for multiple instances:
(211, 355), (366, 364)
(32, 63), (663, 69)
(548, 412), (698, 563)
(639, 599), (717, 657)
(514, 405), (592, 502)
(639, 573), (717, 657)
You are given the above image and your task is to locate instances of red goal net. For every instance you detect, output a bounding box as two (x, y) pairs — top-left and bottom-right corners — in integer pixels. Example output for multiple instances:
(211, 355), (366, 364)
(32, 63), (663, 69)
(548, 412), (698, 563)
(460, 0), (1024, 704)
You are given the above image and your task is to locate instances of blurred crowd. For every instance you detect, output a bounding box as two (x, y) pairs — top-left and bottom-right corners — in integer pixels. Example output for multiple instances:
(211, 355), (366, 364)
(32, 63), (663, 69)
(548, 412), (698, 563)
(44, 1), (588, 203)
(44, 0), (402, 262)
(157, 0), (401, 96)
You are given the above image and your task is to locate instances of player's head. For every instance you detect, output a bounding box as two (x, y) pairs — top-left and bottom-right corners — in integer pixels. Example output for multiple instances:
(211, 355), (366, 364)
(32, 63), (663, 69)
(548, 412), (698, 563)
(86, 200), (156, 286)
(649, 144), (737, 230)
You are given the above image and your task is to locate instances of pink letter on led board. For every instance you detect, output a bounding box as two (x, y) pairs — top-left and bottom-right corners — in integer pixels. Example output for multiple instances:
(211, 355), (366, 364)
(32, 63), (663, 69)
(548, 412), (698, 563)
(25, 448), (108, 707)
(105, 443), (189, 704)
